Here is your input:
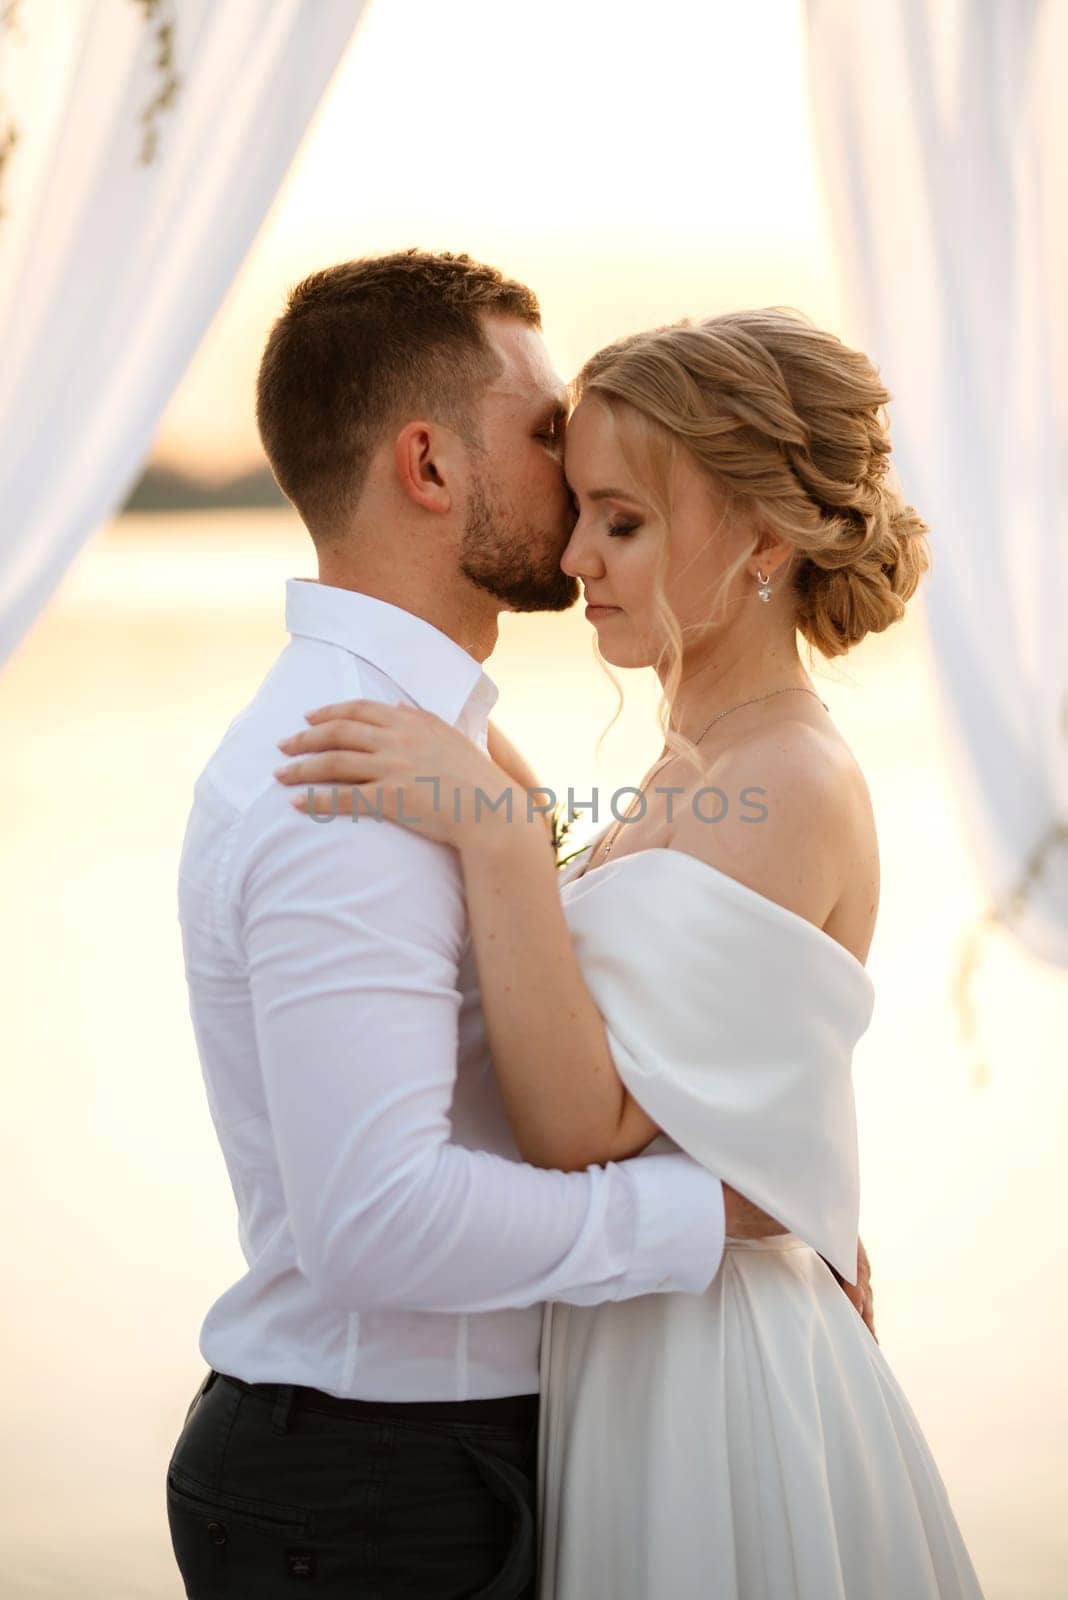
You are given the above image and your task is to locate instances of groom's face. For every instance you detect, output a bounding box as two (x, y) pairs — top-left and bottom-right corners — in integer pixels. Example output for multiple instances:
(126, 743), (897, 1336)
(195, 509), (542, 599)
(457, 315), (580, 613)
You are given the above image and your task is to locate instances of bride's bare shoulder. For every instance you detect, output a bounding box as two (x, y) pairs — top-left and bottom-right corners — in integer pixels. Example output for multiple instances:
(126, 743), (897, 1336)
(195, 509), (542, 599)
(666, 719), (870, 931)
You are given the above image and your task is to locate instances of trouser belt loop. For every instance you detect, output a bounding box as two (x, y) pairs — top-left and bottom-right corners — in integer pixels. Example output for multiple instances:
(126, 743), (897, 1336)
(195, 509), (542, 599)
(271, 1383), (297, 1436)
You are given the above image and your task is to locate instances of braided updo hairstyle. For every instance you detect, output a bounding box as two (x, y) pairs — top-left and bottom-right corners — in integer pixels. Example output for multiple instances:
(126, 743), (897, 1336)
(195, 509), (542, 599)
(573, 308), (930, 661)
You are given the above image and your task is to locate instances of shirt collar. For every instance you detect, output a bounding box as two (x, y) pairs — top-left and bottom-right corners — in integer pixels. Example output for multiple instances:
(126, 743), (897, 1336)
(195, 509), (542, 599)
(284, 577), (499, 729)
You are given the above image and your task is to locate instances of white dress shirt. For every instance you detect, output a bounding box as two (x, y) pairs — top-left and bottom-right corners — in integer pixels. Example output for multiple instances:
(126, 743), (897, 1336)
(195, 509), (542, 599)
(176, 577), (726, 1401)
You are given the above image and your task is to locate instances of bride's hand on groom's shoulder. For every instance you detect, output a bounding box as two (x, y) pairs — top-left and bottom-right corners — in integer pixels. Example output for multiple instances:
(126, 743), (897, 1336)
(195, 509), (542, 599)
(271, 698), (539, 849)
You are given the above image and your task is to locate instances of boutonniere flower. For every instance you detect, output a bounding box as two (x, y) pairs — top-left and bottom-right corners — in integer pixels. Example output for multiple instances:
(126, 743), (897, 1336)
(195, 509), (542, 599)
(550, 801), (588, 871)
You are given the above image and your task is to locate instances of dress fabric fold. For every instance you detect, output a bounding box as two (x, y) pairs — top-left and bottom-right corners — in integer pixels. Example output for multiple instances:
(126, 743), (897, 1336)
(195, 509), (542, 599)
(535, 845), (984, 1600)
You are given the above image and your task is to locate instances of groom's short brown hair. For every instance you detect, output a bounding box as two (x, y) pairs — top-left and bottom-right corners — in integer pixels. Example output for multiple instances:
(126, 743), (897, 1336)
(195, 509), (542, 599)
(256, 249), (541, 542)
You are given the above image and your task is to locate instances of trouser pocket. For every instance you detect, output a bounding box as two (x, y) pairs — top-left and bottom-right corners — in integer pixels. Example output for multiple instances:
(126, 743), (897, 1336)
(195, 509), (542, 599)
(455, 1430), (537, 1600)
(166, 1464), (314, 1598)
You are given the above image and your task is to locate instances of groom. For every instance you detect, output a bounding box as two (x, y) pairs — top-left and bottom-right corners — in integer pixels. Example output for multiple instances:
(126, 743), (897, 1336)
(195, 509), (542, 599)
(167, 250), (871, 1600)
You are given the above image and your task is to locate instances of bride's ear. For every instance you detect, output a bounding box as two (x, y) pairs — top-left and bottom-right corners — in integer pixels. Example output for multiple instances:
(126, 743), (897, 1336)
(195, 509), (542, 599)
(393, 420), (454, 514)
(748, 529), (794, 579)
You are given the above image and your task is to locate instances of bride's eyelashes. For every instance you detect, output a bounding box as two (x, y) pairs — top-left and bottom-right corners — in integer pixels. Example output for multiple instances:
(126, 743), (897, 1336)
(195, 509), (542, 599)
(607, 519), (641, 538)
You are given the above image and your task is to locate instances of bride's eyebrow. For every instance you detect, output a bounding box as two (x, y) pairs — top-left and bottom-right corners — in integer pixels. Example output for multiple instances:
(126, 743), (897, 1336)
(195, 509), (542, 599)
(572, 485), (647, 506)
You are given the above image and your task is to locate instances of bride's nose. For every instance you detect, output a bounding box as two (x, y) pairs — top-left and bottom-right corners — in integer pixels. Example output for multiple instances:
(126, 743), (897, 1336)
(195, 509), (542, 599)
(560, 517), (604, 579)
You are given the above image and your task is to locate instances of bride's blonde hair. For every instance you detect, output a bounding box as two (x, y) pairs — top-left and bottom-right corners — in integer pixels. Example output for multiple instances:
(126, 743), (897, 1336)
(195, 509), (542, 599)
(571, 308), (931, 777)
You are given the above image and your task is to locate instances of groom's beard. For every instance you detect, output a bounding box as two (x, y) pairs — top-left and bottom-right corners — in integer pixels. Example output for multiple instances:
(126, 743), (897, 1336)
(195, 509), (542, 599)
(459, 470), (579, 613)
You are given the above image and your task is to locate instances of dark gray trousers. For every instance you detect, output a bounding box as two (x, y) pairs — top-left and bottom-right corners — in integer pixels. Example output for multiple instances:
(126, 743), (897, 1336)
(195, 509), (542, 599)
(166, 1368), (539, 1598)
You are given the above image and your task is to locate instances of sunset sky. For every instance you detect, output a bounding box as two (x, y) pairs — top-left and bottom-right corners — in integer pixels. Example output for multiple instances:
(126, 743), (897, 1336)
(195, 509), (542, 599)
(153, 0), (849, 477)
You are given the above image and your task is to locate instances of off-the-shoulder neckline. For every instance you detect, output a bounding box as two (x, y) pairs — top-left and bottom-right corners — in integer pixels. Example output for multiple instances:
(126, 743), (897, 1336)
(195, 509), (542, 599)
(563, 838), (873, 987)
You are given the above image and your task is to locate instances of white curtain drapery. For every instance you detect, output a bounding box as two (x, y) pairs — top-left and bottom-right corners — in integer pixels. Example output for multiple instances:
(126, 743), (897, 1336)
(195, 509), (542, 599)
(804, 0), (1068, 968)
(0, 0), (368, 671)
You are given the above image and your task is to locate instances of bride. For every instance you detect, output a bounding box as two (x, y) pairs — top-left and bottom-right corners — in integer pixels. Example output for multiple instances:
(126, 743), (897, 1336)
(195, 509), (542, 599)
(272, 309), (985, 1598)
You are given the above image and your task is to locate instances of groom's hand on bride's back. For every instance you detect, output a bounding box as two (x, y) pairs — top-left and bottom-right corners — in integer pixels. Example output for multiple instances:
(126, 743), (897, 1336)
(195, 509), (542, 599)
(722, 1189), (877, 1344)
(722, 1183), (789, 1239)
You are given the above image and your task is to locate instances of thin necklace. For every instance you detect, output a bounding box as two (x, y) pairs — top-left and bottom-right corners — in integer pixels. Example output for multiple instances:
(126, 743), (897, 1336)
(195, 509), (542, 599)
(595, 686), (828, 862)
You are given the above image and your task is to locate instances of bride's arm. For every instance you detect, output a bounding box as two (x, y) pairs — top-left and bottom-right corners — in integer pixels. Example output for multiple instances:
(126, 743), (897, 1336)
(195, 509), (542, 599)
(458, 819), (663, 1172)
(275, 700), (652, 1172)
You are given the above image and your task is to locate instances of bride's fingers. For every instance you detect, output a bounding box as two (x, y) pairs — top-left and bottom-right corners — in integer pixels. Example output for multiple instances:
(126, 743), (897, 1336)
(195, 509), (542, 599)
(291, 781), (391, 817)
(303, 699), (404, 726)
(273, 751), (380, 787)
(292, 777), (422, 819)
(277, 718), (381, 755)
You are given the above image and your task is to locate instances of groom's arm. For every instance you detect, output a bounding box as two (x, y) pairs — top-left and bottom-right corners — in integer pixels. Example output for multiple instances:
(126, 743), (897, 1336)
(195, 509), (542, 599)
(232, 785), (727, 1315)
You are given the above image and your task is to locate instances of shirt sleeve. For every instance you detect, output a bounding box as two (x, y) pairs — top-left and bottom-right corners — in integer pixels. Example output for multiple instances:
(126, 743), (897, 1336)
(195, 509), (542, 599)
(231, 785), (725, 1314)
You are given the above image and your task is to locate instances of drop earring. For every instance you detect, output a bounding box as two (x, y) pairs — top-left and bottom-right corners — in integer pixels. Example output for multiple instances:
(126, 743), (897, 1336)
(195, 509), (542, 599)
(756, 568), (773, 603)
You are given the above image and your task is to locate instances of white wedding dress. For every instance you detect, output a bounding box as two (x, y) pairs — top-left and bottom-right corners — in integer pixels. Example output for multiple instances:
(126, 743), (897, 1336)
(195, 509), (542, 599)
(535, 840), (985, 1600)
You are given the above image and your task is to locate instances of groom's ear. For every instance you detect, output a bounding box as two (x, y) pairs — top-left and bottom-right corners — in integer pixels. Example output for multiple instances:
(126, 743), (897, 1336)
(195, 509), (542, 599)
(393, 420), (455, 514)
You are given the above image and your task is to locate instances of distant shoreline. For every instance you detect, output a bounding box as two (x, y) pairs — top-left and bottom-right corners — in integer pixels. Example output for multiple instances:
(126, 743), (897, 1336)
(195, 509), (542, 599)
(121, 463), (287, 514)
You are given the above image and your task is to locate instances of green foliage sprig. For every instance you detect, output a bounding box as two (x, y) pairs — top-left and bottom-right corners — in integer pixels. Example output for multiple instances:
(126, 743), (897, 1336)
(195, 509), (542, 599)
(130, 0), (181, 164)
(0, 0), (23, 222)
(0, 115), (16, 222)
(0, 0), (181, 223)
(550, 800), (590, 872)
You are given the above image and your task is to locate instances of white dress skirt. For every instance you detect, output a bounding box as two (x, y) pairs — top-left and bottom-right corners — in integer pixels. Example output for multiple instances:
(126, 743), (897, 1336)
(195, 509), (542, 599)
(535, 843), (985, 1600)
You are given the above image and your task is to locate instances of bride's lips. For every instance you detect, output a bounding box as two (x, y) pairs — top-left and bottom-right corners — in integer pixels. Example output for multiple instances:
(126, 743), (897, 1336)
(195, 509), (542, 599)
(585, 602), (623, 620)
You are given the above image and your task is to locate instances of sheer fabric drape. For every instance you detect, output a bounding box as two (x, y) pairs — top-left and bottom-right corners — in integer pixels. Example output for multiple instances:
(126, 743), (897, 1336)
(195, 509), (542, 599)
(0, 0), (367, 669)
(805, 0), (1067, 964)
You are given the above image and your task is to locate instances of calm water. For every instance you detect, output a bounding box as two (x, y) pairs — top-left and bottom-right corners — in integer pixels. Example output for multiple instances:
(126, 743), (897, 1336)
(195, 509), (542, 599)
(2, 510), (1065, 1597)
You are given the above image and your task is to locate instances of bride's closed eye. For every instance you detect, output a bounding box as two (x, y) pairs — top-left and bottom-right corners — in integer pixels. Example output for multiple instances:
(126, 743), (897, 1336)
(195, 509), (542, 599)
(607, 519), (641, 537)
